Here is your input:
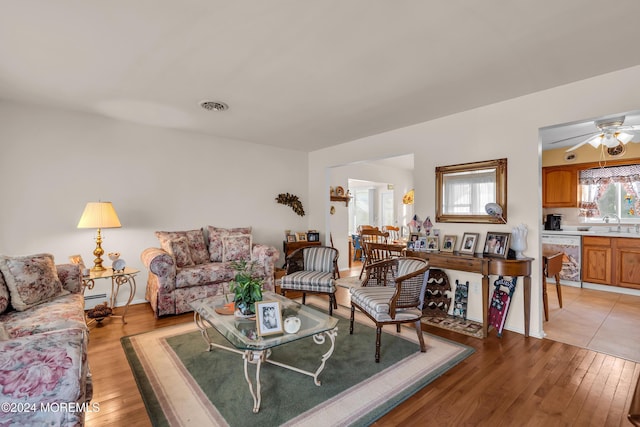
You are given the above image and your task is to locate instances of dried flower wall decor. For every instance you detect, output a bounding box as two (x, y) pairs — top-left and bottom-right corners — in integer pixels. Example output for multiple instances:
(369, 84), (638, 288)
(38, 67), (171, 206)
(275, 193), (305, 216)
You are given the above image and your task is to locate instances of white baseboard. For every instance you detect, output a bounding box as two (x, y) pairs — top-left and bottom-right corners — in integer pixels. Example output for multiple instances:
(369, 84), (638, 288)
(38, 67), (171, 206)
(582, 282), (640, 297)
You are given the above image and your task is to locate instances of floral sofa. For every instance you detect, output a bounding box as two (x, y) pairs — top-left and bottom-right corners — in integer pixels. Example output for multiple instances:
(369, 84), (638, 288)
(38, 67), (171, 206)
(0, 254), (92, 427)
(141, 226), (279, 317)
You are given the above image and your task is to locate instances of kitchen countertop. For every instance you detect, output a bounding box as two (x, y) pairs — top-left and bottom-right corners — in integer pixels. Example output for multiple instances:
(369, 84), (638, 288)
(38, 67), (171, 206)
(542, 227), (640, 238)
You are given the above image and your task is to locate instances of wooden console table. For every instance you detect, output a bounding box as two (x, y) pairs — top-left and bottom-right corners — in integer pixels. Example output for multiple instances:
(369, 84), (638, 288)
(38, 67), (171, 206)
(283, 240), (321, 258)
(406, 250), (533, 338)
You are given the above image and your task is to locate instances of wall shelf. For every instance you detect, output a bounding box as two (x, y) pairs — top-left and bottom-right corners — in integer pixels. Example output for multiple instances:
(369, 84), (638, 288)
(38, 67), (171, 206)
(330, 195), (351, 206)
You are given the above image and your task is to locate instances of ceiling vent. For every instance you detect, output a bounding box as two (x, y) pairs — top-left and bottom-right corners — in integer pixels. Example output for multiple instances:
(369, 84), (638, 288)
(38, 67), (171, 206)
(199, 101), (228, 112)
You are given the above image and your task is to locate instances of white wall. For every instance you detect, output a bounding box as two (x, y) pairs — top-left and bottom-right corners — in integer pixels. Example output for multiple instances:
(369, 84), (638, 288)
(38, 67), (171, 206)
(0, 101), (308, 306)
(308, 64), (640, 339)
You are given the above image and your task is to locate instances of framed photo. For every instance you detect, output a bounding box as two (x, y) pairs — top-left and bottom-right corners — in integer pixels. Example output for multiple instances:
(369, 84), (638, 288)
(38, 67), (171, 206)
(295, 232), (307, 242)
(286, 234), (297, 243)
(441, 235), (457, 252)
(425, 236), (439, 251)
(255, 300), (283, 336)
(408, 232), (420, 249)
(483, 231), (510, 258)
(307, 232), (320, 242)
(68, 255), (86, 269)
(460, 233), (479, 255)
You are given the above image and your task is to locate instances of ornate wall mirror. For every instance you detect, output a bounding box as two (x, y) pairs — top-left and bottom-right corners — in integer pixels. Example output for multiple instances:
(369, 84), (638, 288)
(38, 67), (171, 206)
(435, 158), (507, 223)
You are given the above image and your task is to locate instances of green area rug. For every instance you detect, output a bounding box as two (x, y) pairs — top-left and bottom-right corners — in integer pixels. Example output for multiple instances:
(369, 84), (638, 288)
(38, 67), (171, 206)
(122, 305), (474, 427)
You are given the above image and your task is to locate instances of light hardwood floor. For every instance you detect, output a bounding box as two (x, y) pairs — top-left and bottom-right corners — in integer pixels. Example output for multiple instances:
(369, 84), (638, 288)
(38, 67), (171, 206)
(85, 281), (640, 426)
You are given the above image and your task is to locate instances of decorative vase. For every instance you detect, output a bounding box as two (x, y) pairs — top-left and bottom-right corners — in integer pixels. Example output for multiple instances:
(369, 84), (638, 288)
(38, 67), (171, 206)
(511, 224), (528, 259)
(234, 300), (257, 318)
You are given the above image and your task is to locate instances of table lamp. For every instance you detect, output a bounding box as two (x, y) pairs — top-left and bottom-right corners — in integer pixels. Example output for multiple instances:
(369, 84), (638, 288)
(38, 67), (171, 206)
(77, 201), (122, 271)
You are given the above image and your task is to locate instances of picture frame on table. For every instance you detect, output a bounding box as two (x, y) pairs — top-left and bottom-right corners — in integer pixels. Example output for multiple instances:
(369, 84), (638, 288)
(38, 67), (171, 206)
(286, 234), (297, 243)
(295, 232), (307, 242)
(307, 231), (320, 242)
(460, 233), (479, 255)
(425, 236), (439, 251)
(441, 235), (457, 252)
(416, 236), (427, 250)
(408, 232), (420, 249)
(483, 231), (510, 258)
(255, 300), (283, 336)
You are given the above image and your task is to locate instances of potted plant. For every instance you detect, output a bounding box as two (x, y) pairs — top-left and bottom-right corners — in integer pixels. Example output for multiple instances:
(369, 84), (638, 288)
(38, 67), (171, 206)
(229, 260), (263, 317)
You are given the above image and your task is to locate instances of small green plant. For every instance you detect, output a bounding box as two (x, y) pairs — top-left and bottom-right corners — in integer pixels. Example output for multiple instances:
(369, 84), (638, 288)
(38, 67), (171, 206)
(229, 260), (263, 315)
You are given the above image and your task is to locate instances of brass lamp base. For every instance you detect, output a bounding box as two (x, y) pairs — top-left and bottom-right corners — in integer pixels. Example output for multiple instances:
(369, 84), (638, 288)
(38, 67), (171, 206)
(91, 228), (106, 271)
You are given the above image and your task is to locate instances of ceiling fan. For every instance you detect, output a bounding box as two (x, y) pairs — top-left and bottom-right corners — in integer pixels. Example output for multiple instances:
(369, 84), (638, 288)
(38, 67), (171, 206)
(564, 116), (640, 152)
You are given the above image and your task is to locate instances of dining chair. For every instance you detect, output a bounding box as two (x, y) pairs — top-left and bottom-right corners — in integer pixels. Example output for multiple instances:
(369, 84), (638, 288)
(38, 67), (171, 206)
(542, 251), (563, 321)
(349, 257), (430, 362)
(382, 225), (400, 242)
(358, 229), (389, 278)
(351, 234), (364, 262)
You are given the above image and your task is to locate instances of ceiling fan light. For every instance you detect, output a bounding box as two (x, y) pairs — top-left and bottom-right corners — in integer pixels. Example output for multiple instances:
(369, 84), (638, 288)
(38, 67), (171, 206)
(603, 133), (620, 148)
(587, 135), (603, 148)
(617, 132), (633, 144)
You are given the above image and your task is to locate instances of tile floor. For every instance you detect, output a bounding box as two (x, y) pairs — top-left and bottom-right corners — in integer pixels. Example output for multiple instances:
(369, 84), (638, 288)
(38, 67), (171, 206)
(543, 284), (640, 363)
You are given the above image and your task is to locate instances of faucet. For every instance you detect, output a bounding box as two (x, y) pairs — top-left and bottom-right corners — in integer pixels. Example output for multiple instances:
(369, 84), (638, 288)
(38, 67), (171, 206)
(603, 214), (621, 232)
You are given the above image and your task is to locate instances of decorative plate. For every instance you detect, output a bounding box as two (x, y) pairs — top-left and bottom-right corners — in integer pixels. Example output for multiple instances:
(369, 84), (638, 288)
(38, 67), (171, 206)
(215, 304), (235, 315)
(335, 186), (345, 196)
(112, 258), (126, 271)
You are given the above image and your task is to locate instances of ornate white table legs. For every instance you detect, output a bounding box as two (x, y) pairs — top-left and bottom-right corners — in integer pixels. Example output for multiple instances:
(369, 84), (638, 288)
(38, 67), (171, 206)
(193, 312), (338, 413)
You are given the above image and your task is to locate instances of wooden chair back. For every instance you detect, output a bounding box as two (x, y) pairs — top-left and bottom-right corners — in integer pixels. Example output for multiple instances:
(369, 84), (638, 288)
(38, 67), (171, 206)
(365, 242), (405, 265)
(383, 225), (400, 241)
(359, 228), (389, 244)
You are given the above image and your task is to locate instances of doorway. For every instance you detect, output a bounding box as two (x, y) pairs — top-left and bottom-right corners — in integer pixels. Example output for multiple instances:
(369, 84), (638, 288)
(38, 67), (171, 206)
(539, 110), (640, 362)
(327, 154), (414, 273)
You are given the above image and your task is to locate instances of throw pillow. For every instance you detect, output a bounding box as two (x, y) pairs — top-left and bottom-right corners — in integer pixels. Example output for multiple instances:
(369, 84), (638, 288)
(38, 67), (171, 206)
(222, 234), (253, 262)
(207, 226), (252, 262)
(155, 229), (209, 265)
(0, 272), (9, 314)
(0, 253), (68, 311)
(167, 236), (195, 268)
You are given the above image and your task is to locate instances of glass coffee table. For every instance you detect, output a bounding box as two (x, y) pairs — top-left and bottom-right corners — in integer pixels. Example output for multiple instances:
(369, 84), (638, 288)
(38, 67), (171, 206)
(190, 291), (339, 413)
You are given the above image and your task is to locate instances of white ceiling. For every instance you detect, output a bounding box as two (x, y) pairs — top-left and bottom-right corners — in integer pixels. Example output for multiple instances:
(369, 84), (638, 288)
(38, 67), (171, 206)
(2, 1), (640, 152)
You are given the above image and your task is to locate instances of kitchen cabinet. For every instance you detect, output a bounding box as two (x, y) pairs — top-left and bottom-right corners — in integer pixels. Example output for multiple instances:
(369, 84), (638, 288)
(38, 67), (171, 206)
(582, 236), (612, 285)
(582, 236), (640, 289)
(542, 166), (578, 208)
(615, 238), (640, 290)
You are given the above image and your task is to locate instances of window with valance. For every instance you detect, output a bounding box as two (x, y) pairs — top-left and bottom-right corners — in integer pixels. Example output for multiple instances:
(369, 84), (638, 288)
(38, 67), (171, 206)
(579, 164), (640, 220)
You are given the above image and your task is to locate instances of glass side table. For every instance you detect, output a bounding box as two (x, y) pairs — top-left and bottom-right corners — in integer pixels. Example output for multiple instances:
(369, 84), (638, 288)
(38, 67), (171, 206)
(82, 267), (138, 325)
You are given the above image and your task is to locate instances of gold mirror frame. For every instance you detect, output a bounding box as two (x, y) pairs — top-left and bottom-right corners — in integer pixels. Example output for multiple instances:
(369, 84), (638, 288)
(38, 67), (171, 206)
(435, 158), (507, 223)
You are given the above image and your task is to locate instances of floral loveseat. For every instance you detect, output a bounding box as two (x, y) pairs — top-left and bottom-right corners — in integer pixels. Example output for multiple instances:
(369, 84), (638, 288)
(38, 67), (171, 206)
(0, 253), (92, 427)
(141, 226), (279, 317)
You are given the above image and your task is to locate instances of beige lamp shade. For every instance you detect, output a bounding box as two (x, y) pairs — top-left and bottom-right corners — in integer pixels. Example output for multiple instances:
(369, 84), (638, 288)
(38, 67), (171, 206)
(77, 202), (121, 229)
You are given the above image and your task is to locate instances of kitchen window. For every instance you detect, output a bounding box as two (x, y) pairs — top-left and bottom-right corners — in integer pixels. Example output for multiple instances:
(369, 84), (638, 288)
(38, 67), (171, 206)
(579, 164), (640, 222)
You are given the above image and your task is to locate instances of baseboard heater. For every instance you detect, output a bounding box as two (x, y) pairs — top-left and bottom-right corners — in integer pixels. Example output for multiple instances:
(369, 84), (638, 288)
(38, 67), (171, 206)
(84, 293), (108, 309)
